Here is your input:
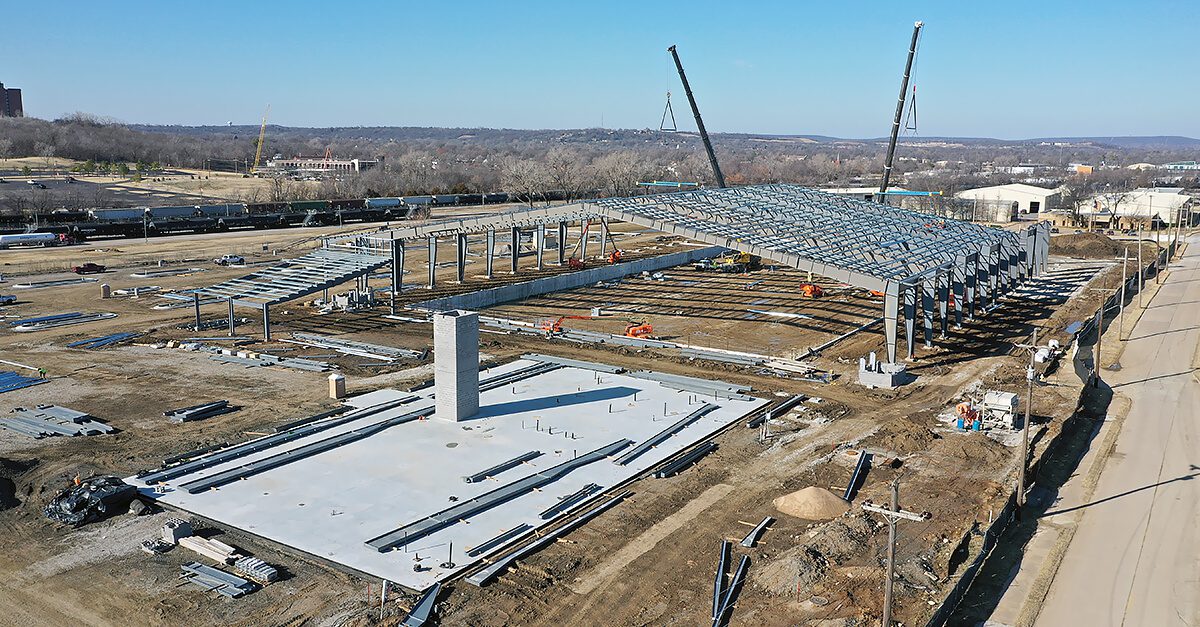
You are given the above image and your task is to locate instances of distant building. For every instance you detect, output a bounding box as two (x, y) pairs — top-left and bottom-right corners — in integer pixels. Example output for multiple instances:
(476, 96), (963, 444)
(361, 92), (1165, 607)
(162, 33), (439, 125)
(998, 163), (1052, 175)
(1126, 163), (1156, 170)
(0, 82), (22, 118)
(1161, 160), (1200, 171)
(266, 157), (380, 175)
(1080, 188), (1196, 227)
(955, 183), (1061, 220)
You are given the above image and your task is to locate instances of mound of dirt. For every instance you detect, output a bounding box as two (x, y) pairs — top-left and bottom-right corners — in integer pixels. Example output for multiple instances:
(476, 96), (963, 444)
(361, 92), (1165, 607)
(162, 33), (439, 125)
(1049, 232), (1123, 259)
(860, 414), (940, 455)
(774, 486), (850, 520)
(754, 514), (876, 597)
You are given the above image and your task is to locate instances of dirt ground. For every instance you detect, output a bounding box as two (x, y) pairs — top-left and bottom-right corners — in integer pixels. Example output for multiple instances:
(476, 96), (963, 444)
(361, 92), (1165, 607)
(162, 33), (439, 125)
(0, 224), (1140, 626)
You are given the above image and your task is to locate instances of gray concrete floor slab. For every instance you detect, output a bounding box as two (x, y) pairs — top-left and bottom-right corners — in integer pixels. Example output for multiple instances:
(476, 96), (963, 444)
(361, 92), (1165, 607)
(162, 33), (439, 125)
(129, 359), (765, 590)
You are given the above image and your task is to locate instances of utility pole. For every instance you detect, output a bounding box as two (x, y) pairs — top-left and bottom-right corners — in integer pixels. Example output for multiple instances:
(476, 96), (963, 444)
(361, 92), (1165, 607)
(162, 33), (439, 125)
(862, 479), (930, 627)
(1119, 247), (1128, 340)
(878, 21), (924, 203)
(1155, 221), (1162, 284)
(667, 45), (725, 188)
(1013, 329), (1042, 514)
(1093, 307), (1103, 387)
(1137, 226), (1144, 308)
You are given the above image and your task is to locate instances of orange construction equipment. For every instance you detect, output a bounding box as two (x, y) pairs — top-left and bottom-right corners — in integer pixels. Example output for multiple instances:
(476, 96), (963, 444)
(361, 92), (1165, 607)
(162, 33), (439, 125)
(607, 249), (622, 264)
(799, 283), (824, 298)
(537, 315), (593, 335)
(624, 320), (654, 338)
(567, 257), (586, 270)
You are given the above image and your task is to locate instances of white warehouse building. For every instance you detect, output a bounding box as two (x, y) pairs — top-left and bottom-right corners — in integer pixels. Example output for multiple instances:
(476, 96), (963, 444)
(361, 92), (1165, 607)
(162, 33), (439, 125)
(1081, 188), (1196, 227)
(954, 183), (1062, 220)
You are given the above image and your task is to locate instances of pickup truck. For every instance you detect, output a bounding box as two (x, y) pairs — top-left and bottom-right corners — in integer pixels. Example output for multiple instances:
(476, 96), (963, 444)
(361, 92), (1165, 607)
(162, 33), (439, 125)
(213, 254), (246, 266)
(72, 263), (106, 274)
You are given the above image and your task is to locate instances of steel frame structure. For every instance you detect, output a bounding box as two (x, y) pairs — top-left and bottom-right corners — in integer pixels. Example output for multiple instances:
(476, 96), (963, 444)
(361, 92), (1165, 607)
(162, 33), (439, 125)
(210, 184), (1048, 361)
(195, 242), (392, 340)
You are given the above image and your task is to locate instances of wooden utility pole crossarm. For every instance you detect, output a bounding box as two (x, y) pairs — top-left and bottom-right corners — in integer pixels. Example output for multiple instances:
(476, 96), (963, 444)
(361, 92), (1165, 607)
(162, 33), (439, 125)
(862, 479), (931, 627)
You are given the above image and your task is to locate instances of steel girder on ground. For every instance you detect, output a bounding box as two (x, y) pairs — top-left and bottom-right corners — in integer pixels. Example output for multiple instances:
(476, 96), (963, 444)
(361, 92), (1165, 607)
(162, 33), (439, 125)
(296, 185), (1049, 362)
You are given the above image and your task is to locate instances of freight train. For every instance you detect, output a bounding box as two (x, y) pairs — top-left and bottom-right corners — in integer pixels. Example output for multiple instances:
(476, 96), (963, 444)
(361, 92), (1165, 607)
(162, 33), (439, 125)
(0, 193), (523, 241)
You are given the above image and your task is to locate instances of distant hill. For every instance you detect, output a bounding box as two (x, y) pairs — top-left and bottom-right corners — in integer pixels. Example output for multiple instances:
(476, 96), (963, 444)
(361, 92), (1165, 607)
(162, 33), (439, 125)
(128, 125), (1199, 151)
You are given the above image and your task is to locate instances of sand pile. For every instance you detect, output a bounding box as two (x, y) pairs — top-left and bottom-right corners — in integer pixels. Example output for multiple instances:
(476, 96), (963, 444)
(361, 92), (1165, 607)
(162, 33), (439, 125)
(1049, 232), (1123, 259)
(773, 486), (850, 520)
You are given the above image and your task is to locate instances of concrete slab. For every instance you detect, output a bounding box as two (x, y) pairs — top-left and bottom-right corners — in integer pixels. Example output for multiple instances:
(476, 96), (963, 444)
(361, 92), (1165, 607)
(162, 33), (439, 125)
(129, 359), (765, 590)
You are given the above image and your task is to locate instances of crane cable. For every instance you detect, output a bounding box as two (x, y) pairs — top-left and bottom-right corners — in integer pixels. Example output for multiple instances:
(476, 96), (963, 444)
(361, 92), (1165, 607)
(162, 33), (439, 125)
(660, 91), (678, 132)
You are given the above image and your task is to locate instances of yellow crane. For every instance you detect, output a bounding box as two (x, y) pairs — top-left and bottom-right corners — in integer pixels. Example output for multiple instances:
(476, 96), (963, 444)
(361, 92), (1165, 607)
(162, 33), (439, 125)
(250, 104), (270, 175)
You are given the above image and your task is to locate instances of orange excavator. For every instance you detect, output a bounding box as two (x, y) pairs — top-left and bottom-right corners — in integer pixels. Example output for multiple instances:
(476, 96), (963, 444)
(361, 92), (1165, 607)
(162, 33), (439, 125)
(537, 315), (594, 335)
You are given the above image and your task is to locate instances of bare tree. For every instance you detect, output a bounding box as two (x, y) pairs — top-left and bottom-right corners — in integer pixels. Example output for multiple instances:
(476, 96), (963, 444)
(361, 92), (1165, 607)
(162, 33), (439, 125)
(35, 141), (55, 172)
(545, 147), (590, 201)
(0, 138), (12, 162)
(592, 151), (644, 197)
(500, 157), (550, 206)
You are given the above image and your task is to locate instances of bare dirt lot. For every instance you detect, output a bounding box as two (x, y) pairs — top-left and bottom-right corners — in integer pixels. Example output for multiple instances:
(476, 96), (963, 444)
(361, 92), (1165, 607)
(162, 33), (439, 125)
(0, 226), (1144, 626)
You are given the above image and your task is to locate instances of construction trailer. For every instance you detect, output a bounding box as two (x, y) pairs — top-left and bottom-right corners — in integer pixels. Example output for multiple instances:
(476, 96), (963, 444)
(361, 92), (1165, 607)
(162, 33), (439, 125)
(199, 184), (1049, 364)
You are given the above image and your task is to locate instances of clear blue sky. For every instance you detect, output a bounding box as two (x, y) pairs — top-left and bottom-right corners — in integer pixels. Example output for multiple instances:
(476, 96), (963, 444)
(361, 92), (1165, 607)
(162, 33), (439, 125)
(4, 0), (1197, 138)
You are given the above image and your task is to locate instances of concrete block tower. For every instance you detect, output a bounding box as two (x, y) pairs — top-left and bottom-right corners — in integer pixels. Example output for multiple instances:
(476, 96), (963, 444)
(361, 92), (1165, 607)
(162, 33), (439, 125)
(433, 310), (480, 421)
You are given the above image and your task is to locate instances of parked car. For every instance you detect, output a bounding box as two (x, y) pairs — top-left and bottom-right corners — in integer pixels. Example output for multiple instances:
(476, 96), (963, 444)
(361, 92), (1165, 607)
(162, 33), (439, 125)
(71, 263), (106, 274)
(213, 254), (245, 266)
(0, 295), (16, 306)
(1050, 227), (1060, 233)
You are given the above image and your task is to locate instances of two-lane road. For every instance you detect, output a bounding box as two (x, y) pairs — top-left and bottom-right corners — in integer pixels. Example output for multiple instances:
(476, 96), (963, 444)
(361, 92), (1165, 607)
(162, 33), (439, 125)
(1035, 235), (1200, 626)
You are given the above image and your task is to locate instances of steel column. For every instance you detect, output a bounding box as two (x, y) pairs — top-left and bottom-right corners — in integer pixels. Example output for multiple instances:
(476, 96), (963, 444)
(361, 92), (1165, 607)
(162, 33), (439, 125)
(486, 230), (495, 278)
(921, 278), (935, 348)
(456, 233), (467, 283)
(193, 292), (202, 331)
(536, 223), (545, 270)
(427, 236), (437, 289)
(951, 254), (967, 327)
(227, 298), (236, 337)
(262, 305), (271, 341)
(390, 238), (403, 315)
(510, 226), (520, 273)
(937, 268), (949, 339)
(965, 251), (978, 320)
(902, 284), (917, 360)
(884, 281), (900, 364)
(600, 218), (610, 255)
(557, 221), (567, 265)
(580, 222), (589, 260)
